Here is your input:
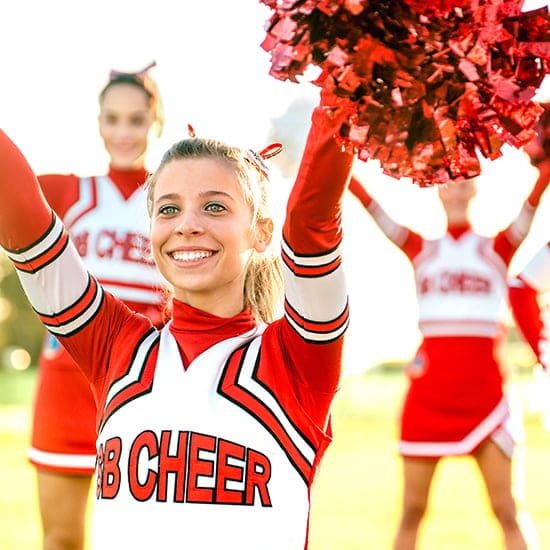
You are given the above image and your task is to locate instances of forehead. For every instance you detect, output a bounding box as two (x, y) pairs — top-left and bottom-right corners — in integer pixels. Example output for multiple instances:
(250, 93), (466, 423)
(154, 157), (242, 198)
(438, 179), (476, 196)
(100, 83), (151, 113)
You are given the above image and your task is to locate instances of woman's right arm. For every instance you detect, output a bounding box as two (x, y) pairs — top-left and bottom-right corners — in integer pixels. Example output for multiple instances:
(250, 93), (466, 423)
(0, 130), (106, 365)
(0, 130), (94, 323)
(0, 129), (146, 385)
(349, 175), (422, 260)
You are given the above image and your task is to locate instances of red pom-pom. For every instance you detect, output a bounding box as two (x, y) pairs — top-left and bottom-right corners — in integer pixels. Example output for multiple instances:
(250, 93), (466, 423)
(260, 0), (550, 185)
(524, 101), (550, 165)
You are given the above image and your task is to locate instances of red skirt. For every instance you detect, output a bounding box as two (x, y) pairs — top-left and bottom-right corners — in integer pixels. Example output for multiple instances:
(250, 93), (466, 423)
(399, 336), (512, 457)
(29, 333), (97, 475)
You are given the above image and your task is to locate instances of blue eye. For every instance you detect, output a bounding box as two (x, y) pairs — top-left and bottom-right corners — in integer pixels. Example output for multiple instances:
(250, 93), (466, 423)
(158, 204), (178, 215)
(205, 202), (225, 213)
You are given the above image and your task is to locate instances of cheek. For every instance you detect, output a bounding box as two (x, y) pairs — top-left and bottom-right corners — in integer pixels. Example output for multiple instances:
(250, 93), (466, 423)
(98, 124), (111, 144)
(134, 124), (152, 145)
(98, 125), (116, 153)
(149, 222), (164, 257)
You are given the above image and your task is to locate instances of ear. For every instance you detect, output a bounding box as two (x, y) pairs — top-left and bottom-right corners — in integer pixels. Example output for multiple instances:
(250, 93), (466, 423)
(253, 218), (274, 253)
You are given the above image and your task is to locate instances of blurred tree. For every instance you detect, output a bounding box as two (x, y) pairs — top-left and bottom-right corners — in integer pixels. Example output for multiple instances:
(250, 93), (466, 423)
(0, 253), (44, 367)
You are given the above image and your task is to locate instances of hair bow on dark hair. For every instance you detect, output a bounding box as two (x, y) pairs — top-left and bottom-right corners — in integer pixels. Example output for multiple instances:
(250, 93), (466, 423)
(109, 60), (157, 83)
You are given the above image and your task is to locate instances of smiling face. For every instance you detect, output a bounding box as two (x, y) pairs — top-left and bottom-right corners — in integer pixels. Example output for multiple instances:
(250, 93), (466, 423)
(150, 157), (272, 317)
(437, 178), (477, 227)
(98, 83), (156, 170)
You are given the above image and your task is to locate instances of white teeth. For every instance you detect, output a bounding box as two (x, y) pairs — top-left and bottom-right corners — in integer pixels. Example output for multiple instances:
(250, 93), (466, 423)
(172, 250), (213, 262)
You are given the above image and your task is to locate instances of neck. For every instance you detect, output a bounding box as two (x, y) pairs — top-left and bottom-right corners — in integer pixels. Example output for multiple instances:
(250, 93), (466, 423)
(174, 292), (246, 319)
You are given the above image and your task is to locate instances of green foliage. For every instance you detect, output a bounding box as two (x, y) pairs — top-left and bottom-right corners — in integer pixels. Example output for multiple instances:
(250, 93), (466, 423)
(0, 254), (44, 366)
(0, 368), (36, 405)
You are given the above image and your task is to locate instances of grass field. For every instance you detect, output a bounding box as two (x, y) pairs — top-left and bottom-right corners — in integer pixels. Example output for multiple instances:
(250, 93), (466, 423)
(1, 366), (549, 549)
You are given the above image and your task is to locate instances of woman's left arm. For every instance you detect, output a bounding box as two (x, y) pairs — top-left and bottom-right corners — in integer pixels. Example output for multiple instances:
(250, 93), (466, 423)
(278, 102), (355, 424)
(495, 160), (550, 265)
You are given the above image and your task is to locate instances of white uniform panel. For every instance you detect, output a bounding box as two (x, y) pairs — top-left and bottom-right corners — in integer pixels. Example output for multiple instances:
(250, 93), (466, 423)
(66, 176), (165, 304)
(93, 326), (310, 550)
(414, 232), (508, 337)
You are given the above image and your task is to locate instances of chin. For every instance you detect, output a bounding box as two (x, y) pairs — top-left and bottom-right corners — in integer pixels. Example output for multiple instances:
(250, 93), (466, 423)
(111, 158), (140, 170)
(108, 148), (143, 168)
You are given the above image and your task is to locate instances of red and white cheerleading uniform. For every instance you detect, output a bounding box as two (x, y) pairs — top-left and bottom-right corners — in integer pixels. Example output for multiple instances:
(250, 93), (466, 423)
(509, 242), (550, 371)
(0, 105), (353, 549)
(349, 177), (539, 458)
(30, 169), (167, 475)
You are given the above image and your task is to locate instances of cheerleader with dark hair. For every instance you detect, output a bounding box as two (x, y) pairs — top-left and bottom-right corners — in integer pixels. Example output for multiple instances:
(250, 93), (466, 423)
(29, 62), (167, 550)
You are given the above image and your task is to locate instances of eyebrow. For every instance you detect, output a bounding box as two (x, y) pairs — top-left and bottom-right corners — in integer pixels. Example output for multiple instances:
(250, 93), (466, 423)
(101, 108), (150, 117)
(154, 189), (235, 204)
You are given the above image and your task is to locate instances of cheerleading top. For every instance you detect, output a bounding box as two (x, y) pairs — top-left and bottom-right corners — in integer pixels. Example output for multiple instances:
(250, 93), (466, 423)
(509, 242), (550, 371)
(39, 168), (167, 309)
(0, 104), (353, 549)
(349, 176), (542, 457)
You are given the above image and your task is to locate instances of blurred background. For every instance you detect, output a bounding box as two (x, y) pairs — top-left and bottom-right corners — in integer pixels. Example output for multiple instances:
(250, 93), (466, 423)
(0, 1), (549, 548)
(0, 0), (550, 373)
(0, 0), (549, 375)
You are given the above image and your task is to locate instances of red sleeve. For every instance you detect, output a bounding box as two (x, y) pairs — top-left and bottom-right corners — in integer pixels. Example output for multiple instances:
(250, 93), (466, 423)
(401, 232), (424, 261)
(38, 173), (80, 218)
(0, 130), (52, 250)
(283, 105), (354, 253)
(349, 175), (373, 208)
(493, 231), (517, 266)
(274, 105), (353, 427)
(60, 292), (154, 388)
(348, 174), (423, 260)
(494, 164), (550, 264)
(509, 277), (544, 364)
(526, 158), (550, 207)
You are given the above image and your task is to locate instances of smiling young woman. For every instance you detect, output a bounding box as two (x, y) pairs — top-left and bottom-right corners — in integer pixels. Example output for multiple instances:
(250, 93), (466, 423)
(0, 89), (353, 548)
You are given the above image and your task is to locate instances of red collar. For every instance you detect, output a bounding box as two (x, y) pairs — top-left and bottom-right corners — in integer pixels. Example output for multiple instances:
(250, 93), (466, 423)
(447, 224), (471, 240)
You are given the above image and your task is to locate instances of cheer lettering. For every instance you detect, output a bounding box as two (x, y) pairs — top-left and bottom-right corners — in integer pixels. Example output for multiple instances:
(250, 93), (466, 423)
(96, 430), (272, 506)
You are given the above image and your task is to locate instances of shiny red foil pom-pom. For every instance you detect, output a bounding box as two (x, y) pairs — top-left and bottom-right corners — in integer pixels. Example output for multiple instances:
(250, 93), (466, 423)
(260, 0), (550, 185)
(524, 101), (550, 165)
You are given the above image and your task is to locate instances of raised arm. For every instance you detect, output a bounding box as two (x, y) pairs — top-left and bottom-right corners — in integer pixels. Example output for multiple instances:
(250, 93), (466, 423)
(0, 129), (101, 356)
(0, 129), (144, 387)
(283, 105), (353, 252)
(348, 175), (423, 260)
(495, 160), (550, 264)
(0, 130), (53, 250)
(509, 242), (550, 370)
(274, 101), (353, 425)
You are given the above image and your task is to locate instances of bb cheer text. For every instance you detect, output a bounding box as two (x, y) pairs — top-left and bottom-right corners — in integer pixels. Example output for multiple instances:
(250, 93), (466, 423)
(96, 430), (273, 506)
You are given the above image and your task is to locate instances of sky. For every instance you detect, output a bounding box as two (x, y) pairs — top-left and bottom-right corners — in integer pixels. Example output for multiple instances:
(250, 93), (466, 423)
(0, 0), (549, 374)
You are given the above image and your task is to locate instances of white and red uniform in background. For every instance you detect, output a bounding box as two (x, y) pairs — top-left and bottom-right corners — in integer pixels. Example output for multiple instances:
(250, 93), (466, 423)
(0, 105), (352, 549)
(30, 169), (167, 475)
(350, 177), (538, 458)
(509, 242), (550, 371)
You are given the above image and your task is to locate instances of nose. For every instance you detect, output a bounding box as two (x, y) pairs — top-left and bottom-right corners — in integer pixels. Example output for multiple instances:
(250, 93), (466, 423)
(174, 209), (204, 236)
(112, 122), (133, 139)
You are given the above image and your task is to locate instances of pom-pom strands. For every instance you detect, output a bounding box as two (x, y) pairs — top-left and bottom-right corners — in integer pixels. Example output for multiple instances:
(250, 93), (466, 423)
(524, 101), (550, 165)
(260, 0), (550, 185)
